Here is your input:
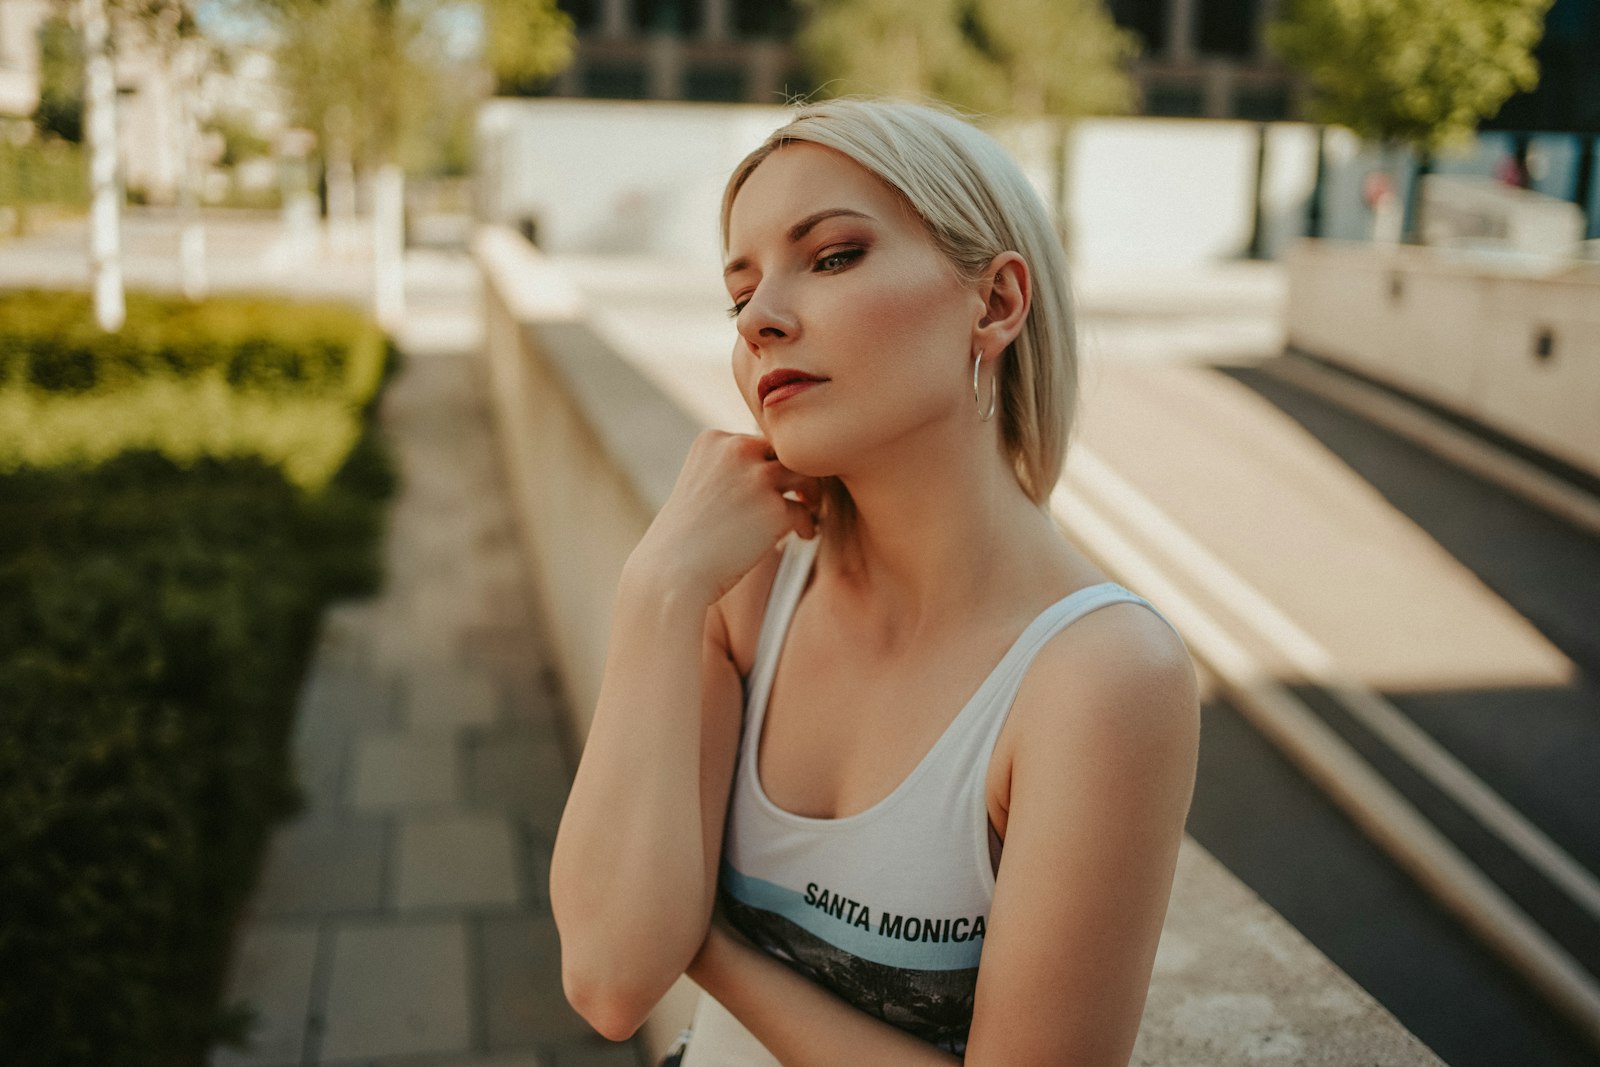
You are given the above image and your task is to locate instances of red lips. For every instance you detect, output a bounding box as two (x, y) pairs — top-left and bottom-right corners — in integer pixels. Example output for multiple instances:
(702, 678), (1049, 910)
(757, 368), (829, 404)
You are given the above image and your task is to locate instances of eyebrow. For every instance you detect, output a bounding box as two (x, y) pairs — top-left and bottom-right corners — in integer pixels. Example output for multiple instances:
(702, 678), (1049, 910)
(723, 208), (875, 278)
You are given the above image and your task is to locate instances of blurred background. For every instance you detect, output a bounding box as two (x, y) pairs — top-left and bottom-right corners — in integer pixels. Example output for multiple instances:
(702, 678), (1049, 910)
(2, 1), (1599, 1066)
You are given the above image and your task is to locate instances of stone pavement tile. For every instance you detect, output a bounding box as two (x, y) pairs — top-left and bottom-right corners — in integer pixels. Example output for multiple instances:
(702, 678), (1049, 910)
(316, 598), (383, 668)
(351, 731), (462, 810)
(292, 660), (399, 808)
(320, 920), (472, 1061)
(545, 1040), (642, 1067)
(477, 913), (596, 1048)
(370, 621), (456, 682)
(299, 658), (400, 735)
(395, 814), (521, 910)
(252, 814), (389, 917)
(291, 708), (354, 811)
(458, 632), (558, 726)
(511, 822), (553, 911)
(463, 725), (570, 837)
(370, 1052), (545, 1067)
(464, 579), (539, 634)
(211, 922), (318, 1067)
(406, 666), (500, 729)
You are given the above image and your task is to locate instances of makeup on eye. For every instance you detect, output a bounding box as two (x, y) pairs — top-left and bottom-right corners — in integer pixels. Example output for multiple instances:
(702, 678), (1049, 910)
(724, 245), (868, 320)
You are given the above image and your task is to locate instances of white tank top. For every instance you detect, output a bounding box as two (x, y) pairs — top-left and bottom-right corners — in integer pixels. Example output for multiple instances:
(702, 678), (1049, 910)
(682, 532), (1172, 1064)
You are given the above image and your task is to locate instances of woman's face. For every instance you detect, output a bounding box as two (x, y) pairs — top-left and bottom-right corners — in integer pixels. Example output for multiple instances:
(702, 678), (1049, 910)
(723, 142), (984, 478)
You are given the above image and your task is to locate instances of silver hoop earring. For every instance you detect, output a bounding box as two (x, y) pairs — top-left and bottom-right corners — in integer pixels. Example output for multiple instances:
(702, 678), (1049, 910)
(972, 349), (996, 422)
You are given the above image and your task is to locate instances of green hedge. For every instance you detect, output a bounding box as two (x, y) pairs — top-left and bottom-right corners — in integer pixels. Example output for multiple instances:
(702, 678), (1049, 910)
(0, 294), (397, 1066)
(0, 291), (396, 491)
(0, 290), (388, 402)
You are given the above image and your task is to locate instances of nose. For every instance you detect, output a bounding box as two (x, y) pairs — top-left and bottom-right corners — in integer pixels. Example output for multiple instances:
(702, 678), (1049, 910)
(735, 287), (798, 351)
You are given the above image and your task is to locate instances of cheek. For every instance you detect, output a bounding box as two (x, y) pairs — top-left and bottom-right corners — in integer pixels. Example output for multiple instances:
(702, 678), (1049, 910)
(830, 265), (970, 393)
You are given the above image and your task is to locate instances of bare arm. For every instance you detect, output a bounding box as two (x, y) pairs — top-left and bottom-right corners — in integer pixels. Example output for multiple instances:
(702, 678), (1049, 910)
(965, 603), (1199, 1066)
(549, 430), (818, 1040)
(549, 568), (740, 1039)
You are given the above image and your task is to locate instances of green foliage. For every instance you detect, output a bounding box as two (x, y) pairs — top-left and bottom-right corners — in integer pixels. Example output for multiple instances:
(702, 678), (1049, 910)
(0, 140), (88, 212)
(206, 111), (275, 167)
(251, 0), (572, 173)
(798, 0), (1137, 119)
(0, 290), (393, 489)
(1268, 0), (1554, 151)
(0, 295), (395, 1066)
(0, 447), (392, 1066)
(34, 15), (84, 144)
(484, 0), (574, 94)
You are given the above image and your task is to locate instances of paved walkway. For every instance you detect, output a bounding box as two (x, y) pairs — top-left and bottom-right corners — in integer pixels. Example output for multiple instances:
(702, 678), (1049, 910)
(210, 255), (643, 1067)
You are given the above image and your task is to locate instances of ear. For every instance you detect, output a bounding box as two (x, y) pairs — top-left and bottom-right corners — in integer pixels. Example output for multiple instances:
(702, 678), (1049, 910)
(973, 252), (1030, 361)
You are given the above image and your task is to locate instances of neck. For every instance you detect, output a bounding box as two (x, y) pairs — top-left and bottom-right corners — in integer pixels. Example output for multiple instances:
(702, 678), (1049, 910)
(818, 423), (1062, 643)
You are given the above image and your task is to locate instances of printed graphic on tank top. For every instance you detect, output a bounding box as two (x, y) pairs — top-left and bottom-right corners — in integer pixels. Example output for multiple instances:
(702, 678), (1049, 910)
(713, 532), (1178, 1058)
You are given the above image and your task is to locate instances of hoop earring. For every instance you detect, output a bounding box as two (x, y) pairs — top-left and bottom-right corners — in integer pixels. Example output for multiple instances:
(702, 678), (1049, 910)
(972, 349), (996, 422)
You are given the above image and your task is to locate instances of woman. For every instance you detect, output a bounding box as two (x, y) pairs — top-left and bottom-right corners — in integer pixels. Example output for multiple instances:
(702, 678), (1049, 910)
(550, 98), (1200, 1066)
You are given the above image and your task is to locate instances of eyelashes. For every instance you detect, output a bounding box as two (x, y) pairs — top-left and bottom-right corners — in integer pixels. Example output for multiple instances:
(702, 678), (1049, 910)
(727, 247), (866, 320)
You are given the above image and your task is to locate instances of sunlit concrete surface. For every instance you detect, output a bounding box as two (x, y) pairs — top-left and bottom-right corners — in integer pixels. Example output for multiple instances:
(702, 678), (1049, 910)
(1074, 365), (1578, 695)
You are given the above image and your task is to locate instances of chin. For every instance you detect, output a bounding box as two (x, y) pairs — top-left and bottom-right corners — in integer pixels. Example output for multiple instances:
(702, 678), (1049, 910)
(765, 424), (848, 480)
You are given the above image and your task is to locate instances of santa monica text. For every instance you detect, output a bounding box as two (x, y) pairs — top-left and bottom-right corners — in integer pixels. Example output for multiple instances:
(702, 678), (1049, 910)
(803, 882), (987, 944)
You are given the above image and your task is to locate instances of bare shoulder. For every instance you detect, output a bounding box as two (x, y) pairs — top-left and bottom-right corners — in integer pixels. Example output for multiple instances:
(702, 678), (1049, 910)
(1011, 596), (1200, 760)
(707, 538), (793, 677)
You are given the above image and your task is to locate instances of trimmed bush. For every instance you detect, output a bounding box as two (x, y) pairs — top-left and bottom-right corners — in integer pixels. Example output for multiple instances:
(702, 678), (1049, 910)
(0, 290), (388, 403)
(0, 291), (397, 490)
(0, 294), (396, 1066)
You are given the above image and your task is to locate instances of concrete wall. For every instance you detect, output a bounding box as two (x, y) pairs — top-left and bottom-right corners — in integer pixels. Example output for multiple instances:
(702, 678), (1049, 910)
(1286, 239), (1600, 481)
(476, 224), (1447, 1067)
(476, 99), (1334, 274)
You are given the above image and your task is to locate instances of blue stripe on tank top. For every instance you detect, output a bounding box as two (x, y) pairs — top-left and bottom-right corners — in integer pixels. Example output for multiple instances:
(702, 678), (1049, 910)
(720, 861), (985, 971)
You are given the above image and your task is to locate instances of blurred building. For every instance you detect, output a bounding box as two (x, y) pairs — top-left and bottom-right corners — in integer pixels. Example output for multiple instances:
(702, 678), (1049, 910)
(116, 40), (288, 204)
(542, 0), (1301, 119)
(0, 0), (50, 117)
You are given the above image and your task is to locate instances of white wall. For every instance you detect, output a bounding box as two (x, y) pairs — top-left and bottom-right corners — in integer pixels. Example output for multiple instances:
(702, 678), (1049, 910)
(476, 99), (1328, 274)
(1287, 240), (1600, 480)
(478, 98), (789, 266)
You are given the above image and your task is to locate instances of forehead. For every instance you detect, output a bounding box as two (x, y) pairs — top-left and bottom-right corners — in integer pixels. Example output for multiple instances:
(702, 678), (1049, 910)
(726, 142), (917, 248)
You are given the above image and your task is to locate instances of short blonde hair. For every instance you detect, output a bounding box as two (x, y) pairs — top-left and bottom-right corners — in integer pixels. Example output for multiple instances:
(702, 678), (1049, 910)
(721, 98), (1078, 507)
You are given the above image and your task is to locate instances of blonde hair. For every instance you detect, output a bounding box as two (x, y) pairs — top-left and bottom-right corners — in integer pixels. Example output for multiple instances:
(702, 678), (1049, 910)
(721, 98), (1079, 511)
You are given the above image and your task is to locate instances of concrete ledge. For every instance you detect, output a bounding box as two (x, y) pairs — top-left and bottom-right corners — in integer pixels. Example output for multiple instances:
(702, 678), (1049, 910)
(475, 225), (1447, 1066)
(1286, 238), (1600, 481)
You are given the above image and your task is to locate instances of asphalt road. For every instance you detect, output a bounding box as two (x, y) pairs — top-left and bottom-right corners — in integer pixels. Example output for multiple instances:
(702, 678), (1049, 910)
(1182, 362), (1600, 1067)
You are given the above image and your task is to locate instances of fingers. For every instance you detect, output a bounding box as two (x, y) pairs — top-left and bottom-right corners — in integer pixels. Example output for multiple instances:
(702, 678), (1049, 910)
(783, 497), (818, 541)
(771, 466), (823, 504)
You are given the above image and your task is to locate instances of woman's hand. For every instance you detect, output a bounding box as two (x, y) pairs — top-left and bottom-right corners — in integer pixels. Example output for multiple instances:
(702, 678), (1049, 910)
(629, 429), (822, 606)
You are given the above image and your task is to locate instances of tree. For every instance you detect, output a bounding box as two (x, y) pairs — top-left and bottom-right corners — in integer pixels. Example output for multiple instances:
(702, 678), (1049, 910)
(65, 0), (212, 329)
(799, 0), (1135, 118)
(481, 0), (573, 95)
(35, 14), (85, 143)
(1269, 0), (1554, 242)
(796, 0), (1137, 247)
(81, 0), (125, 330)
(239, 0), (572, 326)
